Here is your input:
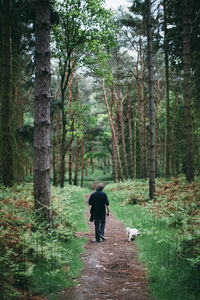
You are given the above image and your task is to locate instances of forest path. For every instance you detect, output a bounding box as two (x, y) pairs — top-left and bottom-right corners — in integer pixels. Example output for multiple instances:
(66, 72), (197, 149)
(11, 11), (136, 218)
(57, 193), (152, 300)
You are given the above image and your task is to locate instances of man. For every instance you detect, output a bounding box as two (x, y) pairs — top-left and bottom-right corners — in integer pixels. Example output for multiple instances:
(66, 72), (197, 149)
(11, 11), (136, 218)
(88, 183), (110, 243)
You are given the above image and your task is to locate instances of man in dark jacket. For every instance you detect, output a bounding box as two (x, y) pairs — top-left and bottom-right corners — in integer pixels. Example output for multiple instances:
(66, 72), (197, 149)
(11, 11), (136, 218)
(88, 183), (110, 243)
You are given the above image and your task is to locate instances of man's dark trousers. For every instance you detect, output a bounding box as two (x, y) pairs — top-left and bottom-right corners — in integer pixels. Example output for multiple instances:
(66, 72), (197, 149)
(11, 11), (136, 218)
(94, 214), (106, 242)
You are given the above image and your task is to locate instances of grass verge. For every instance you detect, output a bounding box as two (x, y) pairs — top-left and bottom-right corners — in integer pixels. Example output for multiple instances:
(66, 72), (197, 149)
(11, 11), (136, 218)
(105, 179), (200, 300)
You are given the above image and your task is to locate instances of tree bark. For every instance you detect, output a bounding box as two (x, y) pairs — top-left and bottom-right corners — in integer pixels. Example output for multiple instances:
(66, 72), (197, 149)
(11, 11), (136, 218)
(182, 0), (194, 182)
(110, 87), (119, 182)
(163, 0), (170, 178)
(102, 81), (124, 180)
(52, 126), (57, 186)
(34, 0), (52, 223)
(133, 112), (137, 179)
(74, 136), (79, 186)
(68, 73), (74, 185)
(127, 95), (134, 178)
(155, 80), (161, 177)
(116, 88), (128, 178)
(0, 0), (14, 186)
(147, 0), (156, 199)
(80, 136), (84, 187)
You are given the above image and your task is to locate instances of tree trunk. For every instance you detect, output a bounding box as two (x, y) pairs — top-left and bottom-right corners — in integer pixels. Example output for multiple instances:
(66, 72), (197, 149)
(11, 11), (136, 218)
(34, 0), (52, 223)
(110, 86), (119, 182)
(163, 0), (170, 178)
(133, 112), (137, 179)
(182, 0), (194, 182)
(127, 95), (134, 178)
(52, 126), (57, 186)
(155, 80), (161, 177)
(171, 80), (180, 177)
(80, 136), (84, 187)
(0, 0), (14, 186)
(147, 0), (156, 199)
(116, 88), (128, 178)
(74, 136), (79, 186)
(140, 47), (147, 179)
(68, 74), (74, 185)
(102, 81), (124, 180)
(60, 88), (66, 187)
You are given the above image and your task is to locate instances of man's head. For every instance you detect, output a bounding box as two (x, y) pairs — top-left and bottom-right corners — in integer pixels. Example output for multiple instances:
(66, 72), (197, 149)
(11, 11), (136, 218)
(96, 183), (105, 191)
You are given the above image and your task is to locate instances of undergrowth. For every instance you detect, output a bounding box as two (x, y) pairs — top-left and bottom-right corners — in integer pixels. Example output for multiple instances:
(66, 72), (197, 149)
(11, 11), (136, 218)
(105, 178), (200, 300)
(0, 183), (89, 299)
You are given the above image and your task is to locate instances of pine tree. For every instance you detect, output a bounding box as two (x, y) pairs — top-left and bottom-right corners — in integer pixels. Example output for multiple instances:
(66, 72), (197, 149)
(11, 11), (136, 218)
(34, 0), (52, 223)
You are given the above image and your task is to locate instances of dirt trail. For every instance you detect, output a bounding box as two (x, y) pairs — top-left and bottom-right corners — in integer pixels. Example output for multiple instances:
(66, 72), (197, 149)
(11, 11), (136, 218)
(57, 194), (152, 300)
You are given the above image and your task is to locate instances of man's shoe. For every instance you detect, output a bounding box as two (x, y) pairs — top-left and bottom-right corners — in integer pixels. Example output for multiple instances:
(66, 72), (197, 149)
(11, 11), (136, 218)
(93, 239), (100, 243)
(100, 235), (106, 241)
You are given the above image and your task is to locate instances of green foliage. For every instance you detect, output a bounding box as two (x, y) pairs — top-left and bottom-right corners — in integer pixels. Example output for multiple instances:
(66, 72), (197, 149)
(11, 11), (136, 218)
(105, 178), (200, 300)
(0, 183), (89, 299)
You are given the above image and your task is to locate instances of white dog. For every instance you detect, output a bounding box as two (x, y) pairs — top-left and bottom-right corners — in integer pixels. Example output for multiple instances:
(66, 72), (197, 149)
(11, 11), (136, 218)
(126, 227), (140, 242)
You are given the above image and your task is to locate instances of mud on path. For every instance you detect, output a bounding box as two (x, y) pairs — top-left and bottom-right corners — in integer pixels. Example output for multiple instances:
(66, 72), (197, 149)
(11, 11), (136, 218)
(57, 194), (152, 300)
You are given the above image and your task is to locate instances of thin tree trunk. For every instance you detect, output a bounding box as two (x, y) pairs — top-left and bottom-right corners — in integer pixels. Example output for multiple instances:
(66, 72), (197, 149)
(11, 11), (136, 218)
(1, 0), (14, 186)
(74, 136), (79, 186)
(34, 0), (52, 223)
(182, 0), (194, 182)
(171, 80), (180, 177)
(127, 95), (134, 178)
(163, 0), (170, 178)
(140, 41), (147, 178)
(116, 88), (128, 178)
(133, 112), (137, 179)
(68, 73), (74, 185)
(102, 80), (124, 180)
(110, 87), (119, 182)
(56, 112), (61, 184)
(135, 48), (143, 178)
(147, 0), (156, 199)
(155, 80), (161, 177)
(60, 88), (66, 187)
(52, 126), (57, 186)
(81, 136), (84, 187)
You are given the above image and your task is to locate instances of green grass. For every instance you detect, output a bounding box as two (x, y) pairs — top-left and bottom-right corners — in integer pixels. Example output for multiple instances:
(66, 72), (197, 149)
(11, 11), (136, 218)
(0, 183), (90, 300)
(105, 180), (200, 300)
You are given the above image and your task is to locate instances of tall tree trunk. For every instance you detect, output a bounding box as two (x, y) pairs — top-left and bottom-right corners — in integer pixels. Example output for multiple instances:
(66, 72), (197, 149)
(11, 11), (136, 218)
(34, 0), (52, 223)
(56, 112), (61, 184)
(80, 136), (84, 187)
(147, 0), (156, 199)
(171, 80), (180, 177)
(116, 88), (128, 178)
(140, 47), (147, 179)
(110, 87), (119, 182)
(60, 88), (66, 187)
(133, 112), (137, 179)
(1, 0), (14, 186)
(163, 0), (170, 178)
(74, 136), (79, 186)
(52, 126), (57, 186)
(127, 95), (134, 178)
(155, 80), (161, 177)
(102, 80), (124, 180)
(182, 0), (194, 182)
(68, 73), (74, 185)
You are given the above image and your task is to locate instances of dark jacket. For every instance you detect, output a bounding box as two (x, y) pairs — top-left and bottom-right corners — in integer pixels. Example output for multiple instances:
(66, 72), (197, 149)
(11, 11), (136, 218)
(88, 190), (109, 218)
